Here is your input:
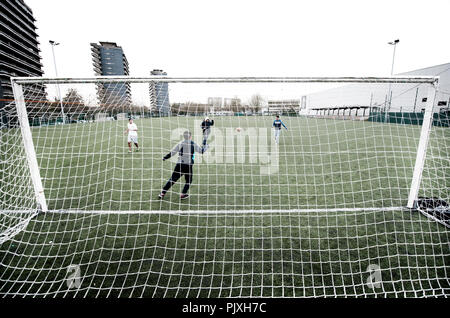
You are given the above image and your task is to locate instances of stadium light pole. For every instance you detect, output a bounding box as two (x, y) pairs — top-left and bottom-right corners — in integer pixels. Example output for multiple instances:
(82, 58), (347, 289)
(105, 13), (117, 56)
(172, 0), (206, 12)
(387, 39), (400, 114)
(49, 40), (66, 124)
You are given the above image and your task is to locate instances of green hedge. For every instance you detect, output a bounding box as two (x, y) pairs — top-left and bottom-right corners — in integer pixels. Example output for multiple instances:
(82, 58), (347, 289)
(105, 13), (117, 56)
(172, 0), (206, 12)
(368, 112), (450, 127)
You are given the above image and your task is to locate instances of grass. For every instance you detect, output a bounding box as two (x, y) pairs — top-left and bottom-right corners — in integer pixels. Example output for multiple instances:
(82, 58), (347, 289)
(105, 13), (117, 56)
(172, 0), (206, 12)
(0, 116), (449, 297)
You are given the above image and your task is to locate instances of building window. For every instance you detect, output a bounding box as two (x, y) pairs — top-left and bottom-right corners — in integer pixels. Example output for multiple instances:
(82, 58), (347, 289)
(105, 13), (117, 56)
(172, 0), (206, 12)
(422, 97), (427, 102)
(437, 101), (447, 106)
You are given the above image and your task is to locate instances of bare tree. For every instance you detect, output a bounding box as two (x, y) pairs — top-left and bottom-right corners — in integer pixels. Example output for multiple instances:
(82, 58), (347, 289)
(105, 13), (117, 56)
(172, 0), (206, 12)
(63, 88), (85, 106)
(61, 88), (90, 121)
(248, 94), (264, 113)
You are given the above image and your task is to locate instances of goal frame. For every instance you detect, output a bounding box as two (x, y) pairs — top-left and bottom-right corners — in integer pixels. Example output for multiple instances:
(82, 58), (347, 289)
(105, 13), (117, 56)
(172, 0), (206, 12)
(10, 75), (440, 212)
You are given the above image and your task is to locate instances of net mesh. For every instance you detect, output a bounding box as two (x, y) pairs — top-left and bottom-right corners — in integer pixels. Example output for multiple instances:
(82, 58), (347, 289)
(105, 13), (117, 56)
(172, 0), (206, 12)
(0, 77), (448, 297)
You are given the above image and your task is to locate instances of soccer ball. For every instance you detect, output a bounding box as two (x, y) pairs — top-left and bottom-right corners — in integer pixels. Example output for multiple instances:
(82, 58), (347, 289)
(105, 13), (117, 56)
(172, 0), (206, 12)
(236, 127), (242, 132)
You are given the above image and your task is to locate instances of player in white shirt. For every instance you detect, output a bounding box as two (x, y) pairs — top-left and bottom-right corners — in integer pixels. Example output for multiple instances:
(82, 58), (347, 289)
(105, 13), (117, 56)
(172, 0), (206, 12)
(125, 118), (139, 152)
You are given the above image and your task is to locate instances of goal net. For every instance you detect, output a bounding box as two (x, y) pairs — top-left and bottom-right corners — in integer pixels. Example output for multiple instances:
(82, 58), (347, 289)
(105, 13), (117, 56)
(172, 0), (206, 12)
(0, 76), (448, 297)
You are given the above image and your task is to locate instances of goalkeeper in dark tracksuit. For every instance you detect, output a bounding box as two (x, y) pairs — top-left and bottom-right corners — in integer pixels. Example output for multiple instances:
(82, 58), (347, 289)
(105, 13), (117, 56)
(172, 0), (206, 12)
(159, 131), (208, 200)
(201, 117), (214, 146)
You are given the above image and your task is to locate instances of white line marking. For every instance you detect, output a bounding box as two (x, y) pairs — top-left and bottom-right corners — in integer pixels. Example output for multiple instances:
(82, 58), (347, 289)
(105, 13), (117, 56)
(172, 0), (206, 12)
(2, 207), (406, 215)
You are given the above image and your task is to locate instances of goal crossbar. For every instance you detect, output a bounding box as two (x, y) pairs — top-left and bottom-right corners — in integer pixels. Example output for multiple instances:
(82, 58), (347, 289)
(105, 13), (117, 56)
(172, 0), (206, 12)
(11, 75), (439, 85)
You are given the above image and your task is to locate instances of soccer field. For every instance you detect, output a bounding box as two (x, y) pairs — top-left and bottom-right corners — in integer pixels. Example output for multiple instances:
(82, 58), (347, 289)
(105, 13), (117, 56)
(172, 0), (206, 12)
(1, 116), (449, 297)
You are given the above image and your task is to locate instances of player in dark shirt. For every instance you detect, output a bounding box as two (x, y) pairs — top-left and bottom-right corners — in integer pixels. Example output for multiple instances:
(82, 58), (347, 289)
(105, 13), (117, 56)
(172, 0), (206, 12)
(201, 117), (214, 146)
(159, 131), (208, 200)
(272, 115), (288, 144)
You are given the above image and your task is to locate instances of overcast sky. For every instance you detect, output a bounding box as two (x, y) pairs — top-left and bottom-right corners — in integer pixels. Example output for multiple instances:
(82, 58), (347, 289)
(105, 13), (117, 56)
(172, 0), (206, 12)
(25, 0), (450, 103)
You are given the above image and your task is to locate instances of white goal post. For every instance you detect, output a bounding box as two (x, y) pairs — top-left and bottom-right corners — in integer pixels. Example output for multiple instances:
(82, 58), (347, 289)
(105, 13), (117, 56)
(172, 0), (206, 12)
(407, 84), (438, 208)
(11, 81), (48, 212)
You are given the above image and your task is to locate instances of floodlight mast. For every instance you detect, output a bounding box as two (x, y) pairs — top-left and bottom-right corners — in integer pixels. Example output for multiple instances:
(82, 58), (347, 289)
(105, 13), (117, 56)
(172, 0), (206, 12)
(386, 39), (400, 115)
(388, 39), (400, 77)
(49, 40), (66, 124)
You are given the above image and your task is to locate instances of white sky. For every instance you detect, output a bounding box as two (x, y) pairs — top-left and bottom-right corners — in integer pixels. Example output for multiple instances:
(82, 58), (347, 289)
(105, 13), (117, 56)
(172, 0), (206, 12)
(26, 0), (450, 104)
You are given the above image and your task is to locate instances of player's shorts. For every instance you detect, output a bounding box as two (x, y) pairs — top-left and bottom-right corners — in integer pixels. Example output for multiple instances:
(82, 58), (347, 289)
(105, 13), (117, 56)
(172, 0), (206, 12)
(128, 135), (138, 144)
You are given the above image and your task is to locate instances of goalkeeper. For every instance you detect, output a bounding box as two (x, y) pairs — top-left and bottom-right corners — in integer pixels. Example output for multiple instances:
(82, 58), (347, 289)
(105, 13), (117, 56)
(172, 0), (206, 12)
(200, 117), (214, 146)
(159, 131), (208, 200)
(272, 115), (288, 144)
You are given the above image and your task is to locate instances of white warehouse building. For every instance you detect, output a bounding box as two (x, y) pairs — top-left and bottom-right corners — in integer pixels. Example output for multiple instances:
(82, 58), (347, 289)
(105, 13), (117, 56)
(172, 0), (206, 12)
(300, 63), (450, 116)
